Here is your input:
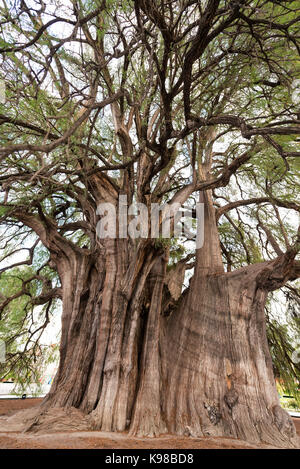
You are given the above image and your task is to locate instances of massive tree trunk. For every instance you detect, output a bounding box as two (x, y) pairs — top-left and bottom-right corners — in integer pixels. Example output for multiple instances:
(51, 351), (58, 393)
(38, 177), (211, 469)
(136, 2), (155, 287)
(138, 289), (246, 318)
(37, 192), (298, 448)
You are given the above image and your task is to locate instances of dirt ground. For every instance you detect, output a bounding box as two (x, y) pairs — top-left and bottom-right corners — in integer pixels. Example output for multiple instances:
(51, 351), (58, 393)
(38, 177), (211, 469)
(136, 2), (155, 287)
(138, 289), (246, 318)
(0, 398), (299, 449)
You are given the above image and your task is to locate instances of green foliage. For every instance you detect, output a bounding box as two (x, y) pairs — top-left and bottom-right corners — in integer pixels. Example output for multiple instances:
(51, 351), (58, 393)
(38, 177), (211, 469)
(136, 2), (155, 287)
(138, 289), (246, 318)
(267, 296), (300, 408)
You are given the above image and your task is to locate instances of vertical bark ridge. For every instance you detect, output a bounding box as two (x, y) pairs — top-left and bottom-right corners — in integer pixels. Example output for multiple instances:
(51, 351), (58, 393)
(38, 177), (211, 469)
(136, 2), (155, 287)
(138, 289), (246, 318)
(36, 231), (298, 447)
(81, 240), (120, 413)
(90, 239), (130, 430)
(113, 250), (156, 431)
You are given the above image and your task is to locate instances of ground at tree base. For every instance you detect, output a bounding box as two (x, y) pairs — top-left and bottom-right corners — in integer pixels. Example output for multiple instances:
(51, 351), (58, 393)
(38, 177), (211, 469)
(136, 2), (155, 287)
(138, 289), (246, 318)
(0, 399), (299, 449)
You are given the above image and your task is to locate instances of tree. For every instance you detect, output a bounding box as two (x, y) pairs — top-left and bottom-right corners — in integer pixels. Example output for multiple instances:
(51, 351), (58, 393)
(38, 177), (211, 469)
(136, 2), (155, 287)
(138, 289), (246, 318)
(0, 0), (300, 447)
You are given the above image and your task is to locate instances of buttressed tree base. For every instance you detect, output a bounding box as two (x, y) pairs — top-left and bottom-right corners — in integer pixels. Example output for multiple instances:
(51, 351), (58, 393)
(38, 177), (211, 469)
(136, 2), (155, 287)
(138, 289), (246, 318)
(0, 0), (299, 448)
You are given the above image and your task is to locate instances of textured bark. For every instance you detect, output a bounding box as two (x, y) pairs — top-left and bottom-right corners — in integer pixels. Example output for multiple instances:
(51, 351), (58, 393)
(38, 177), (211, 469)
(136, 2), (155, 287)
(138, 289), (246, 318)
(162, 267), (298, 447)
(36, 193), (298, 448)
(2, 0), (300, 450)
(42, 252), (102, 409)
